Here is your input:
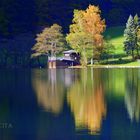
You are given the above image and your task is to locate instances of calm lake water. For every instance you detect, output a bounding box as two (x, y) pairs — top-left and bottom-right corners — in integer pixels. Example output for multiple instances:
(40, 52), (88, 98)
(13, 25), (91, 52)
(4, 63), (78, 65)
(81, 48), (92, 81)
(0, 68), (140, 140)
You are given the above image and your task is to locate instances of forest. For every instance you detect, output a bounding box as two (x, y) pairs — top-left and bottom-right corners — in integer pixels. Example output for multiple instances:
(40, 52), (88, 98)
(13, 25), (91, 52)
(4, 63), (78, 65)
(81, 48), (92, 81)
(1, 0), (140, 36)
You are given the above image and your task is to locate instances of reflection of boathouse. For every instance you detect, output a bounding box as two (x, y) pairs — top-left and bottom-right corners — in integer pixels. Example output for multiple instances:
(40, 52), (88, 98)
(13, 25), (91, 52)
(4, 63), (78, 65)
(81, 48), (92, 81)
(48, 50), (80, 68)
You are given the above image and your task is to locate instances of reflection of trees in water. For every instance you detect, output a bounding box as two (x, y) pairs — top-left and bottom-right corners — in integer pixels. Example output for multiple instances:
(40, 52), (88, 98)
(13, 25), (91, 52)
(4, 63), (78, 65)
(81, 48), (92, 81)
(104, 69), (126, 97)
(32, 69), (65, 115)
(125, 69), (140, 122)
(67, 69), (106, 134)
(32, 68), (106, 134)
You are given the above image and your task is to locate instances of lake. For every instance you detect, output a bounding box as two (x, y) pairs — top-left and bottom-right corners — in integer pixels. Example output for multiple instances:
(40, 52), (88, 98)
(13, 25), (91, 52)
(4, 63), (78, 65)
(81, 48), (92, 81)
(0, 68), (140, 140)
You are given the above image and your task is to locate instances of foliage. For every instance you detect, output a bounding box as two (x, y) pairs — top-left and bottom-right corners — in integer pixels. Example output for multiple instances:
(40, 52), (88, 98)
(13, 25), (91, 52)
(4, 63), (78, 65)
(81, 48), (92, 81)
(134, 14), (140, 57)
(137, 28), (140, 57)
(82, 5), (106, 46)
(66, 5), (106, 66)
(0, 9), (9, 36)
(31, 24), (66, 58)
(2, 0), (140, 36)
(101, 39), (115, 60)
(124, 14), (140, 59)
(66, 32), (93, 66)
(124, 15), (135, 58)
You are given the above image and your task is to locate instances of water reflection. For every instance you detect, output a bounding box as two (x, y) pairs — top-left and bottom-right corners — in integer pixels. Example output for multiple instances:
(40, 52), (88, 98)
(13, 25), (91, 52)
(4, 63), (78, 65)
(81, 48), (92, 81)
(32, 69), (65, 115)
(31, 68), (140, 137)
(67, 69), (106, 134)
(2, 68), (140, 139)
(125, 69), (140, 122)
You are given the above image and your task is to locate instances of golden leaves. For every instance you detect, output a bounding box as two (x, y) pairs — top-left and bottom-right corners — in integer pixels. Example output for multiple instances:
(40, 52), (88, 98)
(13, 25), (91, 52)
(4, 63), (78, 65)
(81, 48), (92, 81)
(31, 24), (65, 58)
(67, 5), (106, 62)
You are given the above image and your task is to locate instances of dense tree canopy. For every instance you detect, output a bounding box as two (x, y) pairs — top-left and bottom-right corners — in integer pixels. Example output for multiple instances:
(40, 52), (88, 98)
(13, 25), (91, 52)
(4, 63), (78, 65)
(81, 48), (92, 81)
(66, 5), (106, 66)
(124, 14), (140, 59)
(1, 0), (140, 36)
(31, 24), (66, 58)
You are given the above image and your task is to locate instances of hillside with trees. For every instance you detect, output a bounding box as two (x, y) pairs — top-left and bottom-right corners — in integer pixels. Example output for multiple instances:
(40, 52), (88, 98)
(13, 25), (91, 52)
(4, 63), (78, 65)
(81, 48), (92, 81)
(0, 1), (140, 67)
(1, 0), (140, 36)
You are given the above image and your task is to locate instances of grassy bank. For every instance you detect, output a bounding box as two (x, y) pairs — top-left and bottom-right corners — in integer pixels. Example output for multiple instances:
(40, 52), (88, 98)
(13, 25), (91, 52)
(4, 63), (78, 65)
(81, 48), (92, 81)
(104, 26), (125, 55)
(102, 26), (140, 67)
(70, 26), (140, 68)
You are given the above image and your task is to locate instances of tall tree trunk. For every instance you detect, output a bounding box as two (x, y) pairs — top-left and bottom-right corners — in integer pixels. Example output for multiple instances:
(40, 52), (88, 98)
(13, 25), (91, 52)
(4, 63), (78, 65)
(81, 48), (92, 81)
(82, 48), (87, 66)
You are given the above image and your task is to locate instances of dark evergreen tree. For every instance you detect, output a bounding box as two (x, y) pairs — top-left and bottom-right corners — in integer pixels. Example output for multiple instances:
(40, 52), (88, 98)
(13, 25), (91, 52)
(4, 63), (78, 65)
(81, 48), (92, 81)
(124, 15), (136, 59)
(137, 29), (140, 57)
(134, 14), (140, 57)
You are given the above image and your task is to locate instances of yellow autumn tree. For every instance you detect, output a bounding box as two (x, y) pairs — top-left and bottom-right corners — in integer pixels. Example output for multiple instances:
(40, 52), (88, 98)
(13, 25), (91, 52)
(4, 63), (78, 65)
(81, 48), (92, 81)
(31, 24), (66, 58)
(66, 5), (106, 66)
(83, 5), (106, 59)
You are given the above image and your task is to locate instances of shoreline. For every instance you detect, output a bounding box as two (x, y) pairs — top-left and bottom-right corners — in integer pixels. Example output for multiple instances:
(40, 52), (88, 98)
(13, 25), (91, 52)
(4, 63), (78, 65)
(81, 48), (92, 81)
(69, 65), (140, 69)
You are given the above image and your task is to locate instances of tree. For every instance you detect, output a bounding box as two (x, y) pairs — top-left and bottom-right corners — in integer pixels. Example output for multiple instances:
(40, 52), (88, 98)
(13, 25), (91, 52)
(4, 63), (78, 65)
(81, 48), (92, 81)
(134, 14), (140, 57)
(83, 5), (106, 46)
(83, 5), (106, 60)
(66, 31), (93, 66)
(31, 24), (66, 59)
(0, 9), (9, 36)
(101, 39), (115, 60)
(66, 5), (106, 66)
(124, 15), (138, 59)
(124, 15), (135, 58)
(66, 10), (93, 66)
(137, 28), (140, 57)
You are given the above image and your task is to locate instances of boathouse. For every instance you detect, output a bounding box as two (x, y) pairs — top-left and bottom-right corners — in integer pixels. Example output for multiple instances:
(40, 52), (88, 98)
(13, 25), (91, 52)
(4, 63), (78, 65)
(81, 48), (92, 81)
(48, 50), (80, 68)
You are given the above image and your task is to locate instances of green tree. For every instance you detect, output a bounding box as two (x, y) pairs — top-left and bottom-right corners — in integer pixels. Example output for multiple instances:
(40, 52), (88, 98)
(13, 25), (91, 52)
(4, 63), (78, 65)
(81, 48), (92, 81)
(137, 29), (140, 57)
(124, 15), (135, 58)
(101, 39), (115, 60)
(66, 30), (93, 66)
(0, 9), (9, 36)
(134, 14), (140, 57)
(31, 24), (66, 59)
(124, 15), (137, 59)
(35, 0), (50, 26)
(66, 10), (93, 66)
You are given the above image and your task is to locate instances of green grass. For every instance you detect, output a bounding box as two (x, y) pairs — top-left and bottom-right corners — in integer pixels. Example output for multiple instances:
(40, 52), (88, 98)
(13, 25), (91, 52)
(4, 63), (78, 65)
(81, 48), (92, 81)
(90, 26), (140, 66)
(119, 61), (140, 66)
(104, 26), (125, 55)
(73, 26), (140, 67)
(69, 26), (139, 67)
